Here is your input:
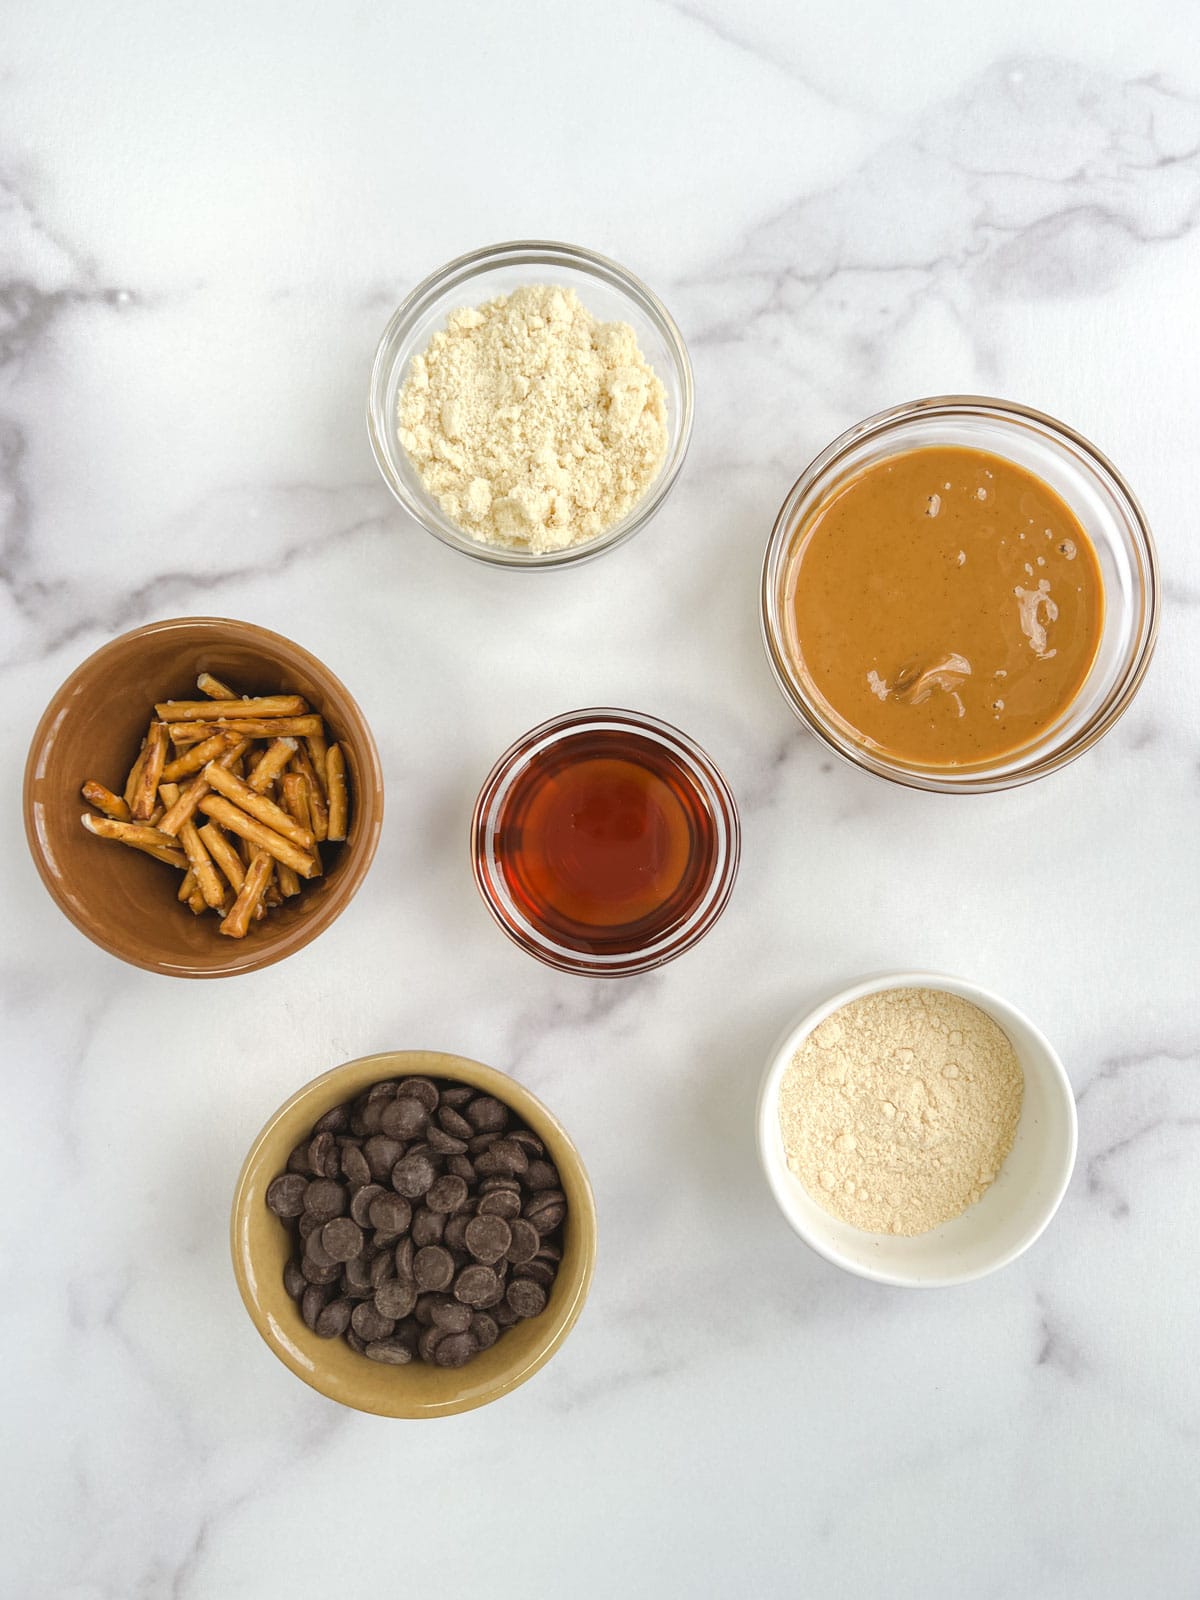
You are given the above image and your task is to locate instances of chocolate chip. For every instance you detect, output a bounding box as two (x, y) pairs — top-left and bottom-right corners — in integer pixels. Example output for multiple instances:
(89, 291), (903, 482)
(364, 1136), (405, 1181)
(301, 1283), (332, 1329)
(391, 1153), (436, 1198)
(465, 1095), (509, 1133)
(339, 1144), (371, 1187)
(429, 1297), (473, 1333)
(381, 1097), (429, 1140)
(411, 1207), (446, 1247)
(374, 1278), (417, 1320)
(369, 1251), (396, 1289)
(312, 1104), (350, 1135)
(434, 1331), (478, 1367)
(368, 1193), (412, 1236)
(427, 1123), (468, 1155)
(394, 1237), (414, 1279)
(266, 1174), (308, 1218)
(418, 1325), (445, 1362)
(304, 1228), (337, 1269)
(351, 1301), (395, 1342)
(342, 1254), (373, 1295)
(308, 1132), (340, 1179)
(508, 1129), (544, 1157)
(400, 1077), (441, 1112)
(453, 1264), (503, 1308)
(470, 1312), (499, 1350)
(297, 1211), (322, 1242)
(365, 1338), (413, 1364)
(465, 1214), (512, 1265)
(524, 1159), (560, 1191)
(493, 1300), (518, 1328)
(477, 1189), (521, 1221)
(524, 1190), (566, 1234)
(287, 1143), (312, 1175)
(320, 1217), (364, 1262)
(437, 1105), (473, 1141)
(447, 1154), (476, 1182)
(283, 1261), (306, 1299)
(468, 1132), (502, 1155)
(505, 1218), (539, 1263)
(350, 1182), (387, 1226)
(426, 1174), (469, 1214)
(346, 1329), (368, 1354)
(438, 1086), (473, 1107)
(314, 1298), (352, 1339)
(480, 1139), (529, 1176)
(302, 1179), (345, 1220)
(512, 1259), (555, 1288)
(479, 1176), (521, 1195)
(413, 1245), (455, 1292)
(443, 1214), (470, 1252)
(506, 1279), (547, 1319)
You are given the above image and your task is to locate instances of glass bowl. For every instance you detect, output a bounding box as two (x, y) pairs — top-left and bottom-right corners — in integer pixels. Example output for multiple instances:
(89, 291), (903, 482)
(367, 241), (694, 568)
(471, 708), (740, 977)
(760, 396), (1160, 793)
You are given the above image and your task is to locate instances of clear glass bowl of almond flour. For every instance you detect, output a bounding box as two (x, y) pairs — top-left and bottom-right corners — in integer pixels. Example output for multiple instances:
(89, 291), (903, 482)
(367, 241), (694, 568)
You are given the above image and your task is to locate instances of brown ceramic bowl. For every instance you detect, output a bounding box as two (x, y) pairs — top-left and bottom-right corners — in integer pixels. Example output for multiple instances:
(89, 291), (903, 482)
(23, 617), (383, 978)
(231, 1050), (597, 1417)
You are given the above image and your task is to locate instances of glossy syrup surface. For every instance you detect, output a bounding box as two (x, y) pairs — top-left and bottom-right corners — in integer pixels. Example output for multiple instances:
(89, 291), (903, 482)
(491, 728), (719, 954)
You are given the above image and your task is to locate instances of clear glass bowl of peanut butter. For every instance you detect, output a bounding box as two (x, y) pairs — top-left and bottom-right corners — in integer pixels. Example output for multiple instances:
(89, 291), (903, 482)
(760, 396), (1159, 793)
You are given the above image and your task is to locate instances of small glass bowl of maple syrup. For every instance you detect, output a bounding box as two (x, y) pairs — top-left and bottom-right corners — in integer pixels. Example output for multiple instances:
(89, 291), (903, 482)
(471, 708), (740, 977)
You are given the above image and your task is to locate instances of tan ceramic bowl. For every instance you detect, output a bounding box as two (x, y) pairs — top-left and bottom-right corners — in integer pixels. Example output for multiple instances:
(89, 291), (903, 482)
(231, 1050), (597, 1417)
(23, 617), (384, 978)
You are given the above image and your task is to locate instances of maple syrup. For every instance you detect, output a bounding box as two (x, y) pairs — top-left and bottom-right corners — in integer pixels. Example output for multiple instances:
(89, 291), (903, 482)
(473, 711), (740, 975)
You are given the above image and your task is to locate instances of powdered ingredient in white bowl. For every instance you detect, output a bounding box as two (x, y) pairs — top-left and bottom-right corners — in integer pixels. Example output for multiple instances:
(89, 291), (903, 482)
(396, 285), (668, 554)
(779, 987), (1024, 1236)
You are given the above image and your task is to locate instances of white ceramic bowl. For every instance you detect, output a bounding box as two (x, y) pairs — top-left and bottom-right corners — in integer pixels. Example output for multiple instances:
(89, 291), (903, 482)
(756, 972), (1077, 1286)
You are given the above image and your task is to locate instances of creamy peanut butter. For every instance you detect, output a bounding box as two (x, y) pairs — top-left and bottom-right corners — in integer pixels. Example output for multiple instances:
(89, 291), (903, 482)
(784, 446), (1104, 766)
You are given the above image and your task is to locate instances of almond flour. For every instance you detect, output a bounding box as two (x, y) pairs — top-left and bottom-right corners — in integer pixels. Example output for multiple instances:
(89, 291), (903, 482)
(779, 987), (1023, 1236)
(396, 284), (668, 554)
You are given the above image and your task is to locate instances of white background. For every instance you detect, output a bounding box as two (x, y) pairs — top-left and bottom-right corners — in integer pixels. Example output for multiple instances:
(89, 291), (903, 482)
(2, 3), (1198, 1596)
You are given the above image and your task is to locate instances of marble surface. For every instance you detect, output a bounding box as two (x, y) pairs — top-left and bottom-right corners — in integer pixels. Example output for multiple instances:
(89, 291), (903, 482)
(3, 3), (1199, 1596)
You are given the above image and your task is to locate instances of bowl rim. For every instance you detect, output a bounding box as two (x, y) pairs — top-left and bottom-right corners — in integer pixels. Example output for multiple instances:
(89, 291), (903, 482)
(229, 1049), (598, 1417)
(755, 970), (1079, 1287)
(759, 394), (1161, 793)
(22, 615), (384, 979)
(470, 705), (742, 977)
(366, 237), (695, 569)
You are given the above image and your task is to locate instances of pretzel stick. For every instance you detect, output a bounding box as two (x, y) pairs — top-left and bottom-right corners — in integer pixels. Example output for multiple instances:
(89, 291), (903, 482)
(130, 721), (169, 820)
(123, 737), (149, 808)
(161, 732), (240, 784)
(158, 739), (251, 836)
(220, 850), (273, 938)
(186, 887), (207, 915)
(247, 737), (297, 794)
(304, 731), (329, 794)
(198, 822), (245, 893)
(202, 762), (315, 849)
(81, 814), (188, 869)
(197, 795), (318, 877)
(276, 774), (309, 894)
(177, 867), (198, 903)
(81, 782), (129, 822)
(155, 695), (309, 722)
(178, 819), (226, 910)
(325, 744), (347, 841)
(168, 715), (323, 743)
(289, 744), (328, 841)
(196, 672), (238, 700)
